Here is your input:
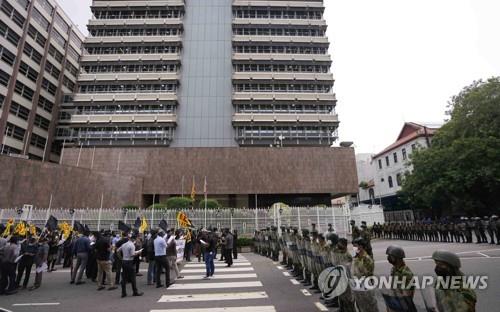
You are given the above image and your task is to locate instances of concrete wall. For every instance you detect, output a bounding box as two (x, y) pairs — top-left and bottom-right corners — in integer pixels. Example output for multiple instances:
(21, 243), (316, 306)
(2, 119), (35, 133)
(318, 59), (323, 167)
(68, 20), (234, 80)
(61, 147), (358, 197)
(0, 155), (143, 208)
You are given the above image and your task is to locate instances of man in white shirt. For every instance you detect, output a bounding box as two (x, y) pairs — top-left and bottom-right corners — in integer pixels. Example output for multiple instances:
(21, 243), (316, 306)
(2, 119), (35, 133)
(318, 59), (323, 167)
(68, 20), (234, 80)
(154, 231), (170, 288)
(117, 235), (143, 298)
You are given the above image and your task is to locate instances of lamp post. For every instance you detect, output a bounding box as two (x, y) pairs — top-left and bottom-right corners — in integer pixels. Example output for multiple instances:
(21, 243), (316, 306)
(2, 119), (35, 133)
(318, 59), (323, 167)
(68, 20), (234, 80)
(278, 135), (284, 147)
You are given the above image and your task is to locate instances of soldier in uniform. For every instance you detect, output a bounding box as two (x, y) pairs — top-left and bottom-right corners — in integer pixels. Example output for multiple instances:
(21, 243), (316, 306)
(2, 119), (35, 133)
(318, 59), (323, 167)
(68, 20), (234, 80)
(487, 216), (496, 244)
(385, 246), (416, 311)
(279, 226), (287, 265)
(310, 230), (320, 291)
(299, 229), (311, 286)
(494, 215), (500, 245)
(290, 228), (302, 279)
(324, 238), (355, 311)
(351, 238), (378, 312)
(480, 217), (489, 244)
(270, 226), (279, 261)
(360, 221), (373, 257)
(465, 218), (474, 243)
(432, 250), (477, 312)
(350, 220), (361, 240)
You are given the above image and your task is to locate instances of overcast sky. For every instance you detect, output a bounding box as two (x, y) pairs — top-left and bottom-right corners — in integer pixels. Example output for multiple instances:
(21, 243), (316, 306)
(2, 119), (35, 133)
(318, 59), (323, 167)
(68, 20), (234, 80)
(57, 0), (500, 153)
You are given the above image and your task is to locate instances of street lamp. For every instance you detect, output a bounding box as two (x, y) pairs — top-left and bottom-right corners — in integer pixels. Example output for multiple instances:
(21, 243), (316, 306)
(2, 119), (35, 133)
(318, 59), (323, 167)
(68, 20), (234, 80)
(278, 135), (285, 147)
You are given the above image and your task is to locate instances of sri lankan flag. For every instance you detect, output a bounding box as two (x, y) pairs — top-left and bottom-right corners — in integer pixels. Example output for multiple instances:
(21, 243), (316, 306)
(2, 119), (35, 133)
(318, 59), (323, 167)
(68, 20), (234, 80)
(14, 221), (28, 236)
(2, 218), (14, 237)
(176, 211), (193, 229)
(139, 216), (148, 234)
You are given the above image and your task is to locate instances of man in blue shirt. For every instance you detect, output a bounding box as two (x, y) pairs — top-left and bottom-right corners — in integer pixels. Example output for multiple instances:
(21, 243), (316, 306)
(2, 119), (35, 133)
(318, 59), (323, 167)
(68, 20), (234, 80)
(154, 231), (171, 288)
(71, 231), (91, 285)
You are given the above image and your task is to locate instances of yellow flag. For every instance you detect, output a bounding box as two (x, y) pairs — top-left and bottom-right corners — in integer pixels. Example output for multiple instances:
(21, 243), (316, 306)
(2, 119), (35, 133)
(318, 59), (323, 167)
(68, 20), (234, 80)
(15, 221), (27, 236)
(139, 217), (148, 234)
(29, 224), (37, 237)
(2, 218), (14, 237)
(176, 211), (193, 229)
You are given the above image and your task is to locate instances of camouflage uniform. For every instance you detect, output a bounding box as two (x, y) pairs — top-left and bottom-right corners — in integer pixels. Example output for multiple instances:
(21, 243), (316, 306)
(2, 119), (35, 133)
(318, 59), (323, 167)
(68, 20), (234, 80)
(351, 252), (378, 312)
(435, 282), (477, 312)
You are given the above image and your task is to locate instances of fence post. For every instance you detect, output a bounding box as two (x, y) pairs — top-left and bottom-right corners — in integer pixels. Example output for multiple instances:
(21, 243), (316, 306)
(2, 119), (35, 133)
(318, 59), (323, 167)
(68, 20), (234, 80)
(316, 206), (321, 233)
(255, 207), (258, 231)
(297, 207), (302, 231)
(151, 207), (154, 229)
(331, 206), (335, 231)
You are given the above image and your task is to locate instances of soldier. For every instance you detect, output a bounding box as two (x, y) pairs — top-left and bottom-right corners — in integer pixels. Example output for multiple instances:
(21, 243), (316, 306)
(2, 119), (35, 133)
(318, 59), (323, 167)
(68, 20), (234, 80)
(480, 217), (489, 244)
(360, 221), (373, 257)
(465, 217), (474, 243)
(350, 220), (361, 240)
(351, 238), (378, 312)
(487, 216), (496, 244)
(271, 226), (280, 261)
(432, 250), (477, 312)
(385, 246), (417, 312)
(299, 229), (311, 286)
(309, 230), (320, 291)
(457, 218), (466, 243)
(290, 228), (302, 279)
(279, 226), (287, 265)
(495, 215), (500, 245)
(325, 238), (355, 311)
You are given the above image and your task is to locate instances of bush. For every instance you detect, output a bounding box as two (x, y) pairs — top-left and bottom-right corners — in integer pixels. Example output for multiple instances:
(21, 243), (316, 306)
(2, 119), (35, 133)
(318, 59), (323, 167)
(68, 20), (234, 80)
(198, 199), (221, 209)
(122, 204), (138, 210)
(236, 237), (254, 247)
(165, 197), (193, 209)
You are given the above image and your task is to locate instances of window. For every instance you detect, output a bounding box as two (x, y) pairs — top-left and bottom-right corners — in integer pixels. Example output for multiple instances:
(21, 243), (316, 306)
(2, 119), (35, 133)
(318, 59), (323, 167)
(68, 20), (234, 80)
(32, 8), (49, 31)
(27, 24), (46, 48)
(62, 75), (75, 91)
(34, 114), (50, 130)
(1, 46), (16, 65)
(54, 13), (69, 34)
(385, 156), (389, 166)
(411, 144), (416, 152)
(70, 30), (82, 48)
(388, 176), (393, 188)
(65, 62), (78, 77)
(0, 68), (10, 86)
(0, 144), (21, 155)
(17, 0), (29, 11)
(41, 78), (57, 95)
(68, 45), (80, 62)
(402, 148), (407, 160)
(51, 28), (66, 48)
(0, 20), (21, 46)
(4, 122), (26, 141)
(30, 133), (47, 149)
(396, 173), (402, 186)
(23, 43), (42, 64)
(0, 94), (4, 109)
(36, 0), (53, 15)
(1, 0), (26, 28)
(393, 152), (398, 163)
(48, 44), (64, 63)
(37, 95), (53, 113)
(378, 159), (382, 169)
(9, 101), (30, 120)
(14, 80), (34, 101)
(45, 61), (60, 80)
(19, 61), (39, 82)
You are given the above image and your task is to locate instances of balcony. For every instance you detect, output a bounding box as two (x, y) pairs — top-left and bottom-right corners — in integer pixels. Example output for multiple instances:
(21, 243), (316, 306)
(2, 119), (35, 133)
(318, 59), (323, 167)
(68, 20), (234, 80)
(88, 18), (183, 27)
(73, 93), (178, 103)
(232, 113), (339, 125)
(85, 35), (182, 45)
(232, 35), (328, 45)
(70, 113), (177, 125)
(92, 0), (184, 8)
(232, 72), (333, 83)
(80, 53), (181, 63)
(233, 92), (336, 104)
(78, 72), (180, 83)
(233, 18), (326, 28)
(232, 1), (324, 9)
(232, 53), (332, 63)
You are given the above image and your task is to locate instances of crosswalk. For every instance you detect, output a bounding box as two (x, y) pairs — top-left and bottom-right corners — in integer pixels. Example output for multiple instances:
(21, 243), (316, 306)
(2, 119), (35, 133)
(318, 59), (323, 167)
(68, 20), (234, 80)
(150, 255), (277, 312)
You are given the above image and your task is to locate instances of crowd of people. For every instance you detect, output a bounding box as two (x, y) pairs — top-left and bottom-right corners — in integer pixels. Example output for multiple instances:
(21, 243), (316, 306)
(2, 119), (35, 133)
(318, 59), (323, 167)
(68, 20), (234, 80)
(254, 220), (478, 312)
(0, 222), (239, 298)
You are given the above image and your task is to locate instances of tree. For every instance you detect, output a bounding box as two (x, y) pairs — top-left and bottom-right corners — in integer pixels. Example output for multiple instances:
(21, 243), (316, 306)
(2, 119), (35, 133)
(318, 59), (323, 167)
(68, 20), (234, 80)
(198, 199), (221, 209)
(400, 78), (500, 216)
(165, 197), (193, 210)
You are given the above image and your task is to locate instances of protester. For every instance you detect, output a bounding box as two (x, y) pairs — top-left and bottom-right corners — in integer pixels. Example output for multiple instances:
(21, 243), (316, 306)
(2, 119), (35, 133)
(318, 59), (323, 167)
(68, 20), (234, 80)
(95, 232), (117, 291)
(71, 230), (91, 285)
(0, 236), (19, 295)
(154, 231), (170, 288)
(117, 234), (143, 298)
(202, 228), (217, 279)
(167, 230), (183, 280)
(16, 236), (37, 289)
(145, 230), (157, 285)
(30, 235), (49, 291)
(232, 229), (238, 260)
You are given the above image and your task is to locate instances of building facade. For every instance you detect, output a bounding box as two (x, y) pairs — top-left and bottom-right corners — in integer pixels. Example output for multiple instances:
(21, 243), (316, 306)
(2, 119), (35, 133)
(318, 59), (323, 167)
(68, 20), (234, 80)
(0, 0), (84, 161)
(15, 0), (355, 209)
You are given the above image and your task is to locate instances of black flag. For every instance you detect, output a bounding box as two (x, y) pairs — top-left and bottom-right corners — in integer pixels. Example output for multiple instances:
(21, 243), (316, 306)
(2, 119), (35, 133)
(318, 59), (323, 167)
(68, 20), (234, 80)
(74, 221), (84, 233)
(45, 215), (58, 231)
(159, 219), (168, 232)
(134, 217), (141, 228)
(118, 221), (131, 233)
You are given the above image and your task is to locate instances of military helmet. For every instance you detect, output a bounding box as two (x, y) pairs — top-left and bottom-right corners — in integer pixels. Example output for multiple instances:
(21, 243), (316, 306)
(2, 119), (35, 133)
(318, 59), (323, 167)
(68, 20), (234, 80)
(350, 220), (355, 225)
(311, 231), (318, 237)
(386, 245), (405, 258)
(352, 237), (367, 249)
(326, 232), (339, 245)
(301, 229), (310, 236)
(318, 233), (325, 240)
(484, 216), (489, 220)
(492, 215), (498, 219)
(432, 250), (461, 269)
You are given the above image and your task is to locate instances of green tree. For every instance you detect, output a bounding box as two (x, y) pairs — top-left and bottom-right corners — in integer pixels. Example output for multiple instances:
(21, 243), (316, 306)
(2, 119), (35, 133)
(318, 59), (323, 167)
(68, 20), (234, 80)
(164, 197), (193, 210)
(400, 78), (500, 216)
(198, 199), (221, 209)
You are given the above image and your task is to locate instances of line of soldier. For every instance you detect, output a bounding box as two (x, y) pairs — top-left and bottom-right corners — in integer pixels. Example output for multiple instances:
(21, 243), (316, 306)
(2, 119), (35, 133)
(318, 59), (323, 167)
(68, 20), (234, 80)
(254, 222), (477, 312)
(370, 215), (500, 244)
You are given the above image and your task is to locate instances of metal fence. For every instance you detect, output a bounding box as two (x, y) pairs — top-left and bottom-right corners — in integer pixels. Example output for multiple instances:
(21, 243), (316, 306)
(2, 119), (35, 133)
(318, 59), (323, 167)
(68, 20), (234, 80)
(0, 205), (385, 237)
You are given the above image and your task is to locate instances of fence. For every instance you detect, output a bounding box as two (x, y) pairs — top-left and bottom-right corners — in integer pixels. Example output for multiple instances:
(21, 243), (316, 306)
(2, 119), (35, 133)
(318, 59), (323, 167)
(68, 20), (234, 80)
(0, 205), (385, 236)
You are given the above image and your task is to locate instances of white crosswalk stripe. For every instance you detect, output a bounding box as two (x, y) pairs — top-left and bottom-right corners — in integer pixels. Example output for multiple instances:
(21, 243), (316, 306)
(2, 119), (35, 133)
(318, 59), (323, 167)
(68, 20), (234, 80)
(183, 262), (251, 268)
(168, 281), (263, 290)
(181, 267), (254, 273)
(158, 291), (268, 302)
(181, 273), (258, 280)
(151, 306), (276, 312)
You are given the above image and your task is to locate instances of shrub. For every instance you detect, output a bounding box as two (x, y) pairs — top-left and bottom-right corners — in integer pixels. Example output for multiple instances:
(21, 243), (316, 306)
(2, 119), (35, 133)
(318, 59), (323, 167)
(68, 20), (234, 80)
(165, 197), (193, 209)
(236, 237), (254, 247)
(198, 199), (221, 209)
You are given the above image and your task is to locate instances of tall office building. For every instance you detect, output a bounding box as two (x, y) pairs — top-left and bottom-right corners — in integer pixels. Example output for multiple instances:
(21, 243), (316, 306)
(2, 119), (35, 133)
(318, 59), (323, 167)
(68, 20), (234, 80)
(58, 0), (357, 208)
(0, 0), (84, 161)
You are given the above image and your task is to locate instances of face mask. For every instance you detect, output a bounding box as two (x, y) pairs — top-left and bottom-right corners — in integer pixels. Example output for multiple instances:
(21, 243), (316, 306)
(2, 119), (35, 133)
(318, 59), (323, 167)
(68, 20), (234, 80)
(435, 266), (451, 277)
(352, 246), (359, 254)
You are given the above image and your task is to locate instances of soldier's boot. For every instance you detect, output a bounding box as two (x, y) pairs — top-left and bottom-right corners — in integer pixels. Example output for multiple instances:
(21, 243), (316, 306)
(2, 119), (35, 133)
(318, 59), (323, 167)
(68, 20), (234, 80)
(325, 296), (340, 308)
(301, 270), (311, 286)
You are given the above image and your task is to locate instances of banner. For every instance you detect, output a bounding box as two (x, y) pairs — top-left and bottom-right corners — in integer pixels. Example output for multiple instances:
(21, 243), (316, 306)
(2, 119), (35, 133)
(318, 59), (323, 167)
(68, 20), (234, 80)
(176, 239), (186, 263)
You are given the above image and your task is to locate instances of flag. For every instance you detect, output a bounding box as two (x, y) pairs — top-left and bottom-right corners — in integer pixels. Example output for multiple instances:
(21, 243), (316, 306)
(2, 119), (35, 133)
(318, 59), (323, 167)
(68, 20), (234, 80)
(74, 221), (85, 233)
(190, 176), (196, 201)
(2, 218), (14, 237)
(14, 221), (27, 236)
(159, 219), (168, 232)
(134, 217), (141, 229)
(58, 222), (72, 239)
(46, 215), (58, 231)
(118, 221), (131, 233)
(139, 216), (148, 234)
(176, 211), (193, 229)
(29, 224), (37, 237)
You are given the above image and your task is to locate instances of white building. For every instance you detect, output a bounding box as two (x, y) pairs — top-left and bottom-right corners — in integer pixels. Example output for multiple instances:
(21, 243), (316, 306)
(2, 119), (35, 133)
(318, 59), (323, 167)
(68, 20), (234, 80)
(355, 153), (376, 203)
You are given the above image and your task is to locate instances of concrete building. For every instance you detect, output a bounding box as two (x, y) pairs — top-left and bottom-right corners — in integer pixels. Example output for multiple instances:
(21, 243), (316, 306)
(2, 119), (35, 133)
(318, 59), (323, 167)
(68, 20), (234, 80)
(355, 153), (375, 204)
(370, 122), (441, 209)
(0, 0), (357, 209)
(0, 0), (84, 161)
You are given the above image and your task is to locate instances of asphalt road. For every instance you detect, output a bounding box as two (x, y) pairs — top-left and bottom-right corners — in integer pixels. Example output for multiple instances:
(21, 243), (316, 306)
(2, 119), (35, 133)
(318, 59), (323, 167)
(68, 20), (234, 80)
(1, 240), (499, 312)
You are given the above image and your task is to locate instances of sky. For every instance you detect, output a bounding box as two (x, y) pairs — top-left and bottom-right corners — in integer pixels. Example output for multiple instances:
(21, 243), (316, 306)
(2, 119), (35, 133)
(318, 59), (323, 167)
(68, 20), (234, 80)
(57, 0), (500, 153)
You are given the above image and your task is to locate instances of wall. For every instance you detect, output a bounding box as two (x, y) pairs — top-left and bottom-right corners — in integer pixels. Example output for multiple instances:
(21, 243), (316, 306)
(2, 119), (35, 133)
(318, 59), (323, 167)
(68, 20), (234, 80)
(0, 155), (143, 208)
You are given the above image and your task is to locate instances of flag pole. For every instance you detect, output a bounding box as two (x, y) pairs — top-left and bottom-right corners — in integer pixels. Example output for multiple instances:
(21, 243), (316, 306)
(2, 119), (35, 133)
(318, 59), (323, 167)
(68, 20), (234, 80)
(181, 175), (185, 197)
(204, 176), (207, 228)
(97, 193), (103, 231)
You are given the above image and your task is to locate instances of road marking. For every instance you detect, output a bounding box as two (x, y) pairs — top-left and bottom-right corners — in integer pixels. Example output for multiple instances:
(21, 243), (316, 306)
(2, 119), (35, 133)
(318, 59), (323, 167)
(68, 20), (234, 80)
(168, 281), (263, 290)
(315, 302), (329, 311)
(184, 262), (251, 268)
(300, 289), (312, 296)
(290, 279), (300, 285)
(13, 303), (60, 306)
(276, 266), (284, 270)
(478, 252), (491, 258)
(181, 274), (258, 280)
(282, 271), (291, 277)
(158, 291), (268, 302)
(181, 267), (254, 274)
(151, 306), (276, 312)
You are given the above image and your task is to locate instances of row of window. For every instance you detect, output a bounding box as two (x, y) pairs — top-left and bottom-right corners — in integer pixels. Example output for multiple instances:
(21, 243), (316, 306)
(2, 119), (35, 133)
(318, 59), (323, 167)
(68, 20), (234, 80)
(71, 104), (175, 115)
(85, 45), (180, 55)
(234, 83), (332, 93)
(28, 23), (46, 48)
(233, 45), (327, 55)
(4, 122), (26, 141)
(90, 28), (181, 37)
(38, 94), (53, 113)
(14, 80), (34, 101)
(234, 28), (324, 37)
(0, 20), (21, 47)
(62, 75), (75, 91)
(59, 126), (174, 139)
(19, 61), (39, 82)
(233, 9), (323, 20)
(235, 125), (334, 139)
(23, 42), (42, 64)
(32, 7), (49, 31)
(386, 174), (403, 189)
(30, 132), (46, 149)
(235, 104), (334, 114)
(1, 0), (26, 28)
(377, 145), (417, 169)
(65, 61), (79, 77)
(45, 60), (60, 80)
(34, 113), (50, 130)
(9, 100), (30, 120)
(93, 9), (183, 20)
(41, 77), (57, 95)
(79, 83), (177, 94)
(48, 44), (64, 63)
(234, 64), (329, 73)
(0, 46), (16, 66)
(81, 64), (178, 74)
(0, 144), (21, 155)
